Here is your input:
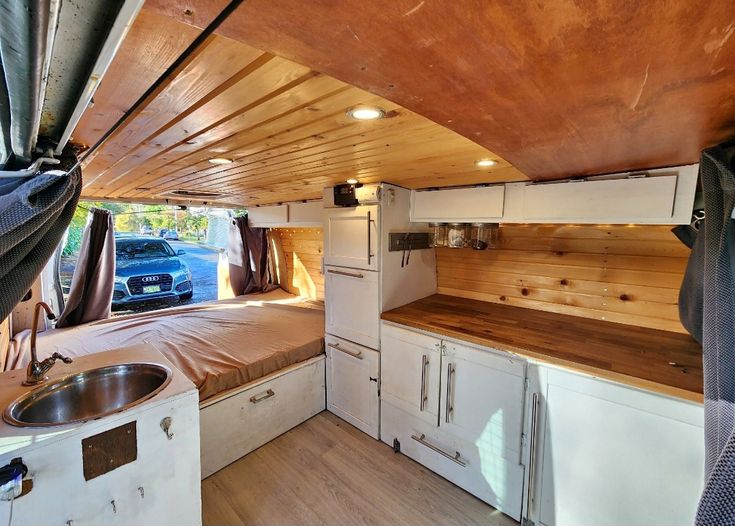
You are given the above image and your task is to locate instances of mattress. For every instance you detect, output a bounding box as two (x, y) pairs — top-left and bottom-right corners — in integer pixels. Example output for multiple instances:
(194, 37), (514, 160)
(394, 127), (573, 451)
(31, 289), (325, 401)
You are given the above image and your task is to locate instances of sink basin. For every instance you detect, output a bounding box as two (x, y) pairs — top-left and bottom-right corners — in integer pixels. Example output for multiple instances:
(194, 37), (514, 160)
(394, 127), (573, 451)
(3, 363), (172, 427)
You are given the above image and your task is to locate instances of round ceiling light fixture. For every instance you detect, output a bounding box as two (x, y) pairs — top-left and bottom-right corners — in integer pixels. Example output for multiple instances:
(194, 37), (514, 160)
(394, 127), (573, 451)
(475, 159), (498, 168)
(346, 178), (359, 185)
(208, 158), (233, 165)
(347, 106), (385, 121)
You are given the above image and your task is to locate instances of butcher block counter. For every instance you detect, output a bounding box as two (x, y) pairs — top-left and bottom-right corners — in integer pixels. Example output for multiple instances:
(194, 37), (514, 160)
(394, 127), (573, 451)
(382, 294), (703, 402)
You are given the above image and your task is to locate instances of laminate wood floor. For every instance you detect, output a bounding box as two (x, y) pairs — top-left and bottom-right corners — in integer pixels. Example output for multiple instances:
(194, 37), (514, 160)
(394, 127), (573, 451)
(202, 411), (517, 526)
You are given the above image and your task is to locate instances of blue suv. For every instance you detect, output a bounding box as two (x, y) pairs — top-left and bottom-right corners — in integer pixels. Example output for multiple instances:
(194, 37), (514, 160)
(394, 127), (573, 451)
(112, 236), (193, 308)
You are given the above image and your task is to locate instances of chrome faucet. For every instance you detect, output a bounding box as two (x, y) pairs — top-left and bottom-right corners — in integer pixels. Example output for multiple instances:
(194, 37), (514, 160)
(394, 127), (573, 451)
(24, 302), (72, 386)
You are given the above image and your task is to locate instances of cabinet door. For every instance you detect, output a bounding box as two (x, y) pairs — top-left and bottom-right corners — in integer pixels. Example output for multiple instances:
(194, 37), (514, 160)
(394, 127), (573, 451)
(324, 205), (379, 271)
(381, 323), (442, 425)
(325, 265), (380, 348)
(326, 335), (380, 438)
(534, 367), (704, 526)
(440, 341), (526, 455)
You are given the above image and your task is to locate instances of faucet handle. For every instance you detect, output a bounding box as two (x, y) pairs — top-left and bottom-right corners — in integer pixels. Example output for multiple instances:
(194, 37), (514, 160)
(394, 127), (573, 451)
(50, 353), (73, 364)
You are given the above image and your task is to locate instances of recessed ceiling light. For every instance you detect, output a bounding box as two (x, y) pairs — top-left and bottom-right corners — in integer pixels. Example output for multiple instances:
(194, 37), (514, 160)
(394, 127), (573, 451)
(347, 107), (385, 121)
(346, 178), (359, 185)
(209, 158), (233, 165)
(475, 159), (498, 168)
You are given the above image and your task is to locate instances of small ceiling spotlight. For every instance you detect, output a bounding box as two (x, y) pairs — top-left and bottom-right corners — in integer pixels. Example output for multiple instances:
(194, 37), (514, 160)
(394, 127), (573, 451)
(346, 178), (359, 185)
(475, 159), (498, 168)
(208, 158), (233, 165)
(347, 106), (385, 121)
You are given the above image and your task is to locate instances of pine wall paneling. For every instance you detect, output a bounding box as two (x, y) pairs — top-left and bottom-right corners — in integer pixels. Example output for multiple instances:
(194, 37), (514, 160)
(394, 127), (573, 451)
(435, 224), (689, 333)
(272, 228), (324, 301)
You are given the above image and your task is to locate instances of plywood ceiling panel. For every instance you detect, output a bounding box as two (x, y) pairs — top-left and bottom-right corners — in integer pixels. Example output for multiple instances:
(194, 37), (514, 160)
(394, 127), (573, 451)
(76, 8), (525, 207)
(144, 0), (735, 181)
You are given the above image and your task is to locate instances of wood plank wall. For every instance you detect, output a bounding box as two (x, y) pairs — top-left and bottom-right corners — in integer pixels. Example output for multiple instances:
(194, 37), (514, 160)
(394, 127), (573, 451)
(271, 228), (324, 301)
(436, 225), (690, 333)
(0, 318), (9, 372)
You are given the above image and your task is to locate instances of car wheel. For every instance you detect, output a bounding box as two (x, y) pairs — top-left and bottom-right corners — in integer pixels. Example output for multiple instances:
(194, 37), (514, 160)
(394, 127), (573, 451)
(180, 291), (193, 300)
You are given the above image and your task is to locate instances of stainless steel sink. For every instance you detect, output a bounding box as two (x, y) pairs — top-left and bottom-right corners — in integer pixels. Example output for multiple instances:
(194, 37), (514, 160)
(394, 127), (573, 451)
(3, 363), (172, 427)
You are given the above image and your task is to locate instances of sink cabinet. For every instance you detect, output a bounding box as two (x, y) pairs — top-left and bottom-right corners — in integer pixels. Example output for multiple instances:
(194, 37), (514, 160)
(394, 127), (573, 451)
(0, 346), (201, 526)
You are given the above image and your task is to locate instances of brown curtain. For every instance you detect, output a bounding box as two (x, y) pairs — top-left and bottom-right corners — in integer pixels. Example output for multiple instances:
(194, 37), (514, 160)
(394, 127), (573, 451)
(56, 207), (115, 327)
(228, 215), (278, 296)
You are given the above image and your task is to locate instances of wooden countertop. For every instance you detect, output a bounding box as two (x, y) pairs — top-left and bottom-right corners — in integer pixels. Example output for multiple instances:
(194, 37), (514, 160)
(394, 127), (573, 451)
(382, 295), (703, 402)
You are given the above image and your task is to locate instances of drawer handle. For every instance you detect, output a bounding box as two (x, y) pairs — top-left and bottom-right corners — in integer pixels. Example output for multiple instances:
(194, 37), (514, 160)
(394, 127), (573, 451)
(328, 342), (363, 360)
(411, 433), (466, 467)
(525, 392), (540, 520)
(445, 362), (455, 423)
(327, 269), (365, 279)
(419, 354), (429, 411)
(250, 389), (275, 404)
(367, 210), (375, 265)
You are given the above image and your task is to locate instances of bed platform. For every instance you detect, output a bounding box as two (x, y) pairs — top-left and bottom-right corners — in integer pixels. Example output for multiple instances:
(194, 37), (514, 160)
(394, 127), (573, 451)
(27, 289), (326, 477)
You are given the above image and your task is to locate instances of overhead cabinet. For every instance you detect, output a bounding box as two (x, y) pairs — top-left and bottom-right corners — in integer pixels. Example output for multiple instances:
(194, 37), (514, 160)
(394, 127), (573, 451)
(410, 164), (698, 225)
(247, 201), (324, 227)
(410, 185), (505, 222)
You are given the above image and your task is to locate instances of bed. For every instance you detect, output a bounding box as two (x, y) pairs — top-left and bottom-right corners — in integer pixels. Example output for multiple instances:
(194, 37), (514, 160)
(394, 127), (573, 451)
(30, 289), (327, 477)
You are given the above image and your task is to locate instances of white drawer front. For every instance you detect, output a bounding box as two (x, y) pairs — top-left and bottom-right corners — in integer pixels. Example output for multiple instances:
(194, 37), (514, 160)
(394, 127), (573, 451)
(325, 266), (380, 348)
(326, 335), (380, 438)
(382, 401), (524, 521)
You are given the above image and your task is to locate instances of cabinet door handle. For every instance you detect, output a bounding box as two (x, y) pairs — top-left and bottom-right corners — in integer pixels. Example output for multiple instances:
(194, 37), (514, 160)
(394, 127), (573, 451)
(420, 354), (429, 411)
(327, 269), (364, 279)
(367, 210), (375, 265)
(328, 342), (363, 360)
(411, 434), (466, 467)
(250, 389), (275, 404)
(525, 392), (540, 520)
(445, 363), (455, 423)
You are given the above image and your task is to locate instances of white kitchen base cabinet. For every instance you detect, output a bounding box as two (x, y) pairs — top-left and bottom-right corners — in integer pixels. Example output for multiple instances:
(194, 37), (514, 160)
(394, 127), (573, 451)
(325, 266), (380, 349)
(526, 365), (705, 526)
(380, 322), (527, 521)
(326, 335), (380, 439)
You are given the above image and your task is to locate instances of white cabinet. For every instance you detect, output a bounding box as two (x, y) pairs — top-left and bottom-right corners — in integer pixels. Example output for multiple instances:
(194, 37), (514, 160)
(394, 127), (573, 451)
(325, 335), (380, 439)
(381, 324), (442, 425)
(324, 265), (380, 348)
(324, 204), (379, 271)
(411, 186), (505, 222)
(440, 341), (526, 458)
(526, 365), (705, 526)
(247, 204), (289, 226)
(380, 323), (527, 520)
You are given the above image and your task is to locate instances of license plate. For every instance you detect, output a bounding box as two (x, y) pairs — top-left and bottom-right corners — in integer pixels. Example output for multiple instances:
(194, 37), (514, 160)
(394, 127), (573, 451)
(142, 285), (160, 294)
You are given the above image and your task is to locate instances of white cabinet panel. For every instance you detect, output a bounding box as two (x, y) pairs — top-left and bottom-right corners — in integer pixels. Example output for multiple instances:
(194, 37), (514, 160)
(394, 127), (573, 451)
(326, 335), (380, 439)
(521, 176), (678, 222)
(411, 186), (505, 222)
(325, 266), (380, 348)
(247, 204), (289, 226)
(381, 323), (442, 425)
(440, 341), (526, 458)
(288, 201), (324, 226)
(324, 205), (379, 271)
(532, 367), (704, 526)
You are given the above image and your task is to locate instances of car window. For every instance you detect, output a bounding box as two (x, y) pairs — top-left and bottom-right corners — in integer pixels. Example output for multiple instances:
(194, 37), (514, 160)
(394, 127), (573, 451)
(116, 239), (175, 259)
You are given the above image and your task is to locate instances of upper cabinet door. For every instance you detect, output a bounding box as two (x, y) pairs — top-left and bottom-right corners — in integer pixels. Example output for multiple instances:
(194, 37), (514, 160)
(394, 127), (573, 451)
(381, 323), (442, 425)
(411, 186), (505, 223)
(324, 205), (380, 271)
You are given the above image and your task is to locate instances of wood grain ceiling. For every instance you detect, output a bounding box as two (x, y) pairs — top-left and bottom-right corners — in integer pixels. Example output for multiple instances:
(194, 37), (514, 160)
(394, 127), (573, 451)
(75, 8), (525, 207)
(144, 0), (735, 181)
